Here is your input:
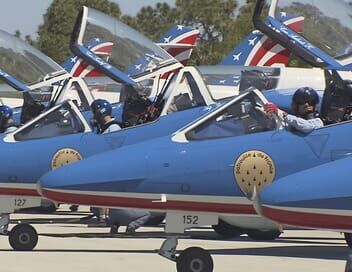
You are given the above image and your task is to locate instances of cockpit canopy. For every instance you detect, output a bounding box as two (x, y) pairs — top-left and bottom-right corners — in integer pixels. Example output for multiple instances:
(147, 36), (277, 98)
(0, 29), (68, 86)
(71, 7), (179, 80)
(274, 0), (352, 61)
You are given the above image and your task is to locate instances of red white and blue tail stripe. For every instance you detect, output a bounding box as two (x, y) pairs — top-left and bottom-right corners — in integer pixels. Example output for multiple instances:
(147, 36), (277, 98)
(62, 38), (113, 77)
(156, 25), (199, 66)
(221, 12), (304, 66)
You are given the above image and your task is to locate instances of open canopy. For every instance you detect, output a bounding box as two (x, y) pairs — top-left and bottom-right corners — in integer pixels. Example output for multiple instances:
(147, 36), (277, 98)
(275, 0), (352, 60)
(0, 29), (68, 87)
(71, 6), (180, 82)
(254, 0), (352, 69)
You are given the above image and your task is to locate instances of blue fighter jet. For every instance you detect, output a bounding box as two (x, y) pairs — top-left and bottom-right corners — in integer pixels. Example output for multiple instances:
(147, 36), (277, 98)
(38, 1), (352, 271)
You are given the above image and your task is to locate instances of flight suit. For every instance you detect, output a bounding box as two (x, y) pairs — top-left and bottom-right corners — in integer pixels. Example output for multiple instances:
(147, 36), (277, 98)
(283, 113), (324, 133)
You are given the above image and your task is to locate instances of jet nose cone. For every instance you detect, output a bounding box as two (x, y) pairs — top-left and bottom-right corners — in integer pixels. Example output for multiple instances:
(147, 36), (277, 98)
(260, 156), (352, 230)
(259, 173), (312, 227)
(37, 167), (75, 203)
(38, 147), (148, 206)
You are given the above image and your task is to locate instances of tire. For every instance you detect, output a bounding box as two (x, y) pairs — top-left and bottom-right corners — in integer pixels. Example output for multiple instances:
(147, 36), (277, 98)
(344, 233), (352, 248)
(247, 229), (281, 241)
(212, 220), (243, 238)
(176, 247), (213, 272)
(9, 224), (38, 251)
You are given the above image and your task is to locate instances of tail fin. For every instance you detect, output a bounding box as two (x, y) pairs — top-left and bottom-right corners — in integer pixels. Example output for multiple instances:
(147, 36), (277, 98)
(156, 25), (199, 65)
(62, 38), (113, 77)
(220, 13), (304, 66)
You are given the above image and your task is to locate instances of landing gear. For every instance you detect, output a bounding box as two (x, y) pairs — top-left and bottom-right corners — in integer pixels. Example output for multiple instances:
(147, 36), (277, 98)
(9, 224), (38, 251)
(177, 247), (213, 272)
(344, 233), (352, 248)
(212, 219), (243, 238)
(247, 229), (281, 241)
(159, 237), (214, 272)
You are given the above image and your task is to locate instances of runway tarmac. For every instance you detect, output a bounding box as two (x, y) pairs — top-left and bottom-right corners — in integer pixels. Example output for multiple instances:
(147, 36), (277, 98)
(0, 206), (349, 272)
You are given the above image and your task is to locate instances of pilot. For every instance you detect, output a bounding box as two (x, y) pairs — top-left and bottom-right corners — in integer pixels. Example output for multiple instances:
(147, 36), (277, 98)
(90, 99), (121, 134)
(0, 105), (18, 134)
(264, 87), (324, 133)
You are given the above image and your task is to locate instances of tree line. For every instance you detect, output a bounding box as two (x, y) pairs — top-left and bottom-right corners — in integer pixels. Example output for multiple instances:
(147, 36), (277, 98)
(15, 0), (352, 68)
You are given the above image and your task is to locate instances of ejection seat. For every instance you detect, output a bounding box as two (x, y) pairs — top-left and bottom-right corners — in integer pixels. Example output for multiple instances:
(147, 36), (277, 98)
(320, 72), (352, 125)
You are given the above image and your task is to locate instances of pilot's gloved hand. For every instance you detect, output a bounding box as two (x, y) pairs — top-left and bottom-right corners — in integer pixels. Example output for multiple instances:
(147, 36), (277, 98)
(264, 103), (286, 119)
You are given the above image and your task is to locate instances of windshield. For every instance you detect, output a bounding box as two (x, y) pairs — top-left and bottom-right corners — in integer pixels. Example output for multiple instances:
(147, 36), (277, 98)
(274, 0), (352, 59)
(186, 91), (277, 141)
(0, 30), (67, 86)
(14, 102), (85, 141)
(165, 72), (206, 114)
(76, 7), (178, 78)
(198, 66), (280, 100)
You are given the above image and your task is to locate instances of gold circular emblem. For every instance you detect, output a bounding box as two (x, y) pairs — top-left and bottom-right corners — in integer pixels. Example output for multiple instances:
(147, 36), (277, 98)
(234, 150), (275, 194)
(51, 148), (83, 170)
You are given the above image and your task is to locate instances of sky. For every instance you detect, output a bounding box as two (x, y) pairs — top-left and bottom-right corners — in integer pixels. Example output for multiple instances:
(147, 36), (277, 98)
(0, 0), (350, 39)
(0, 0), (175, 38)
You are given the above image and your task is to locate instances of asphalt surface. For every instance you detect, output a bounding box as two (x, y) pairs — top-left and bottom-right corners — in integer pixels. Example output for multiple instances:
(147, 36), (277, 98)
(0, 205), (349, 272)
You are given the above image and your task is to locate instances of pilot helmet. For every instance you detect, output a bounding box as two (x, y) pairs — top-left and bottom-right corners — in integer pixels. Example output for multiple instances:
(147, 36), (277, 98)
(292, 87), (319, 106)
(91, 99), (112, 121)
(292, 87), (319, 114)
(0, 105), (13, 120)
(0, 105), (13, 132)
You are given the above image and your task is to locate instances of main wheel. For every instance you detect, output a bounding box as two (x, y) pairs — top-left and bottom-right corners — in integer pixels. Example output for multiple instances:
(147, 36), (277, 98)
(9, 224), (38, 251)
(212, 220), (243, 238)
(176, 247), (213, 272)
(247, 229), (281, 241)
(344, 233), (352, 248)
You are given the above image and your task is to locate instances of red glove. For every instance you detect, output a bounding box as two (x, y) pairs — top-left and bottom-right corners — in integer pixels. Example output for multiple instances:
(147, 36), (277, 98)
(264, 102), (286, 118)
(264, 103), (279, 114)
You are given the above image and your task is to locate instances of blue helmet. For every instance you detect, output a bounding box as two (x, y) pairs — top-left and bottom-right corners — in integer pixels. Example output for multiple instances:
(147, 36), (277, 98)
(292, 87), (319, 106)
(91, 99), (112, 120)
(0, 105), (13, 120)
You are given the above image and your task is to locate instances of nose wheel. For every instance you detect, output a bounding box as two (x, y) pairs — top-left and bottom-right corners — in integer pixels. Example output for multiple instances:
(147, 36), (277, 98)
(176, 247), (213, 272)
(159, 237), (214, 272)
(9, 224), (38, 251)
